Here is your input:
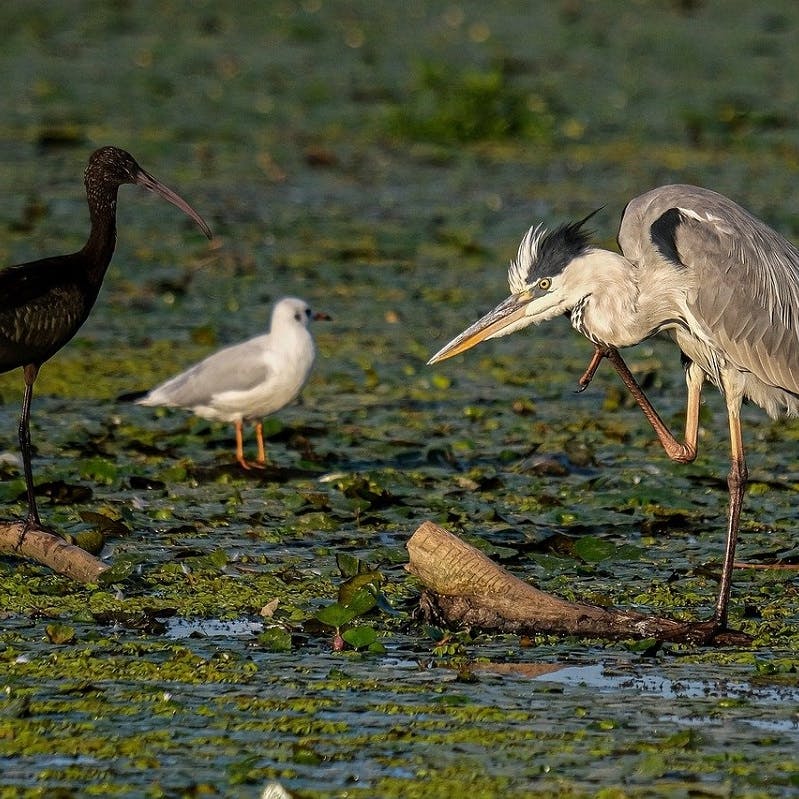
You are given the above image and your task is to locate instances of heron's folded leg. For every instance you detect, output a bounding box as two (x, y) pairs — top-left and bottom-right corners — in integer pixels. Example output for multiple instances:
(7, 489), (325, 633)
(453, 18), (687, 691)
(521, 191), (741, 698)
(603, 347), (700, 464)
(576, 345), (606, 392)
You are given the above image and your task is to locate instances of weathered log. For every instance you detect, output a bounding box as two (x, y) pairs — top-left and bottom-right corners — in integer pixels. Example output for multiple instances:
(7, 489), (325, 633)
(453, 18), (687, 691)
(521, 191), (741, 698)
(406, 521), (751, 646)
(0, 521), (108, 584)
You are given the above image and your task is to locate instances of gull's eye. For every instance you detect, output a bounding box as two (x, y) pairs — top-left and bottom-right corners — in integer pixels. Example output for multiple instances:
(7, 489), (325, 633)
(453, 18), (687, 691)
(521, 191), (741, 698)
(538, 277), (552, 291)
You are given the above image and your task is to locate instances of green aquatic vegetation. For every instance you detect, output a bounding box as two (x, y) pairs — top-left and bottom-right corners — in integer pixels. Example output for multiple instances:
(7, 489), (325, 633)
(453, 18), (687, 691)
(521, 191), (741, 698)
(1, 639), (258, 684)
(313, 560), (389, 653)
(1, 1), (799, 796)
(390, 61), (555, 145)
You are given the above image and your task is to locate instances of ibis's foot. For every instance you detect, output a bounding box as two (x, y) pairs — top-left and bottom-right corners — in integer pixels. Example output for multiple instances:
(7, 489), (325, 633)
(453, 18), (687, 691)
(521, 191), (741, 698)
(17, 512), (41, 550)
(23, 512), (40, 530)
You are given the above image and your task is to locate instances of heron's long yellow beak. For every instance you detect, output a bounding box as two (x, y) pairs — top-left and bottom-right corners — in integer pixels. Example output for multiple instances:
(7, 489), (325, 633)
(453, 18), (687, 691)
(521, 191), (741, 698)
(427, 294), (532, 364)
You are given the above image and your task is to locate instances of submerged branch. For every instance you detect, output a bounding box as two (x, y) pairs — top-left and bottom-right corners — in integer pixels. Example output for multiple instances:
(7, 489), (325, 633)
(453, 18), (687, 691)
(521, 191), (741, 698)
(0, 520), (108, 584)
(406, 521), (751, 647)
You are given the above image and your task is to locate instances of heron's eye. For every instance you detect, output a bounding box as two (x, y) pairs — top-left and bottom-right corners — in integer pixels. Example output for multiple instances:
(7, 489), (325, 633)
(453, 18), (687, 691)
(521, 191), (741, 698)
(537, 277), (552, 291)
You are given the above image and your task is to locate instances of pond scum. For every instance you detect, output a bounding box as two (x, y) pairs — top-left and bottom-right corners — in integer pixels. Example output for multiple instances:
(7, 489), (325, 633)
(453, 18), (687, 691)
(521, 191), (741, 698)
(1, 1), (799, 796)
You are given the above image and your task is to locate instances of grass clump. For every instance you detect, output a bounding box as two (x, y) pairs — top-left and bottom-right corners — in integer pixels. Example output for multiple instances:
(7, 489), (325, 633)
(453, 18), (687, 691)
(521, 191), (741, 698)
(390, 61), (555, 145)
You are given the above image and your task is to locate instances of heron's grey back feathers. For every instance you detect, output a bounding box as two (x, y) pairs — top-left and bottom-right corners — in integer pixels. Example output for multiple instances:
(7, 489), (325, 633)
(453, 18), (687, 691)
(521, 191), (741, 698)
(620, 185), (799, 416)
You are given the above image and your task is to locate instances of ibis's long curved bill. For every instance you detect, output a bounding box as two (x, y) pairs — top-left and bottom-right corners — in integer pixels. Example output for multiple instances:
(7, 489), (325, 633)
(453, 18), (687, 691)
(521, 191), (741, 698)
(136, 169), (213, 240)
(427, 294), (531, 365)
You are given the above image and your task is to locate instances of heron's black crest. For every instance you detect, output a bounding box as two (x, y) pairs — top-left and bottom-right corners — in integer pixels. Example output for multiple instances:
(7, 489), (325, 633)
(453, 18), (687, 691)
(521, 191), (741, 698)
(650, 207), (685, 268)
(541, 209), (601, 275)
(508, 208), (601, 293)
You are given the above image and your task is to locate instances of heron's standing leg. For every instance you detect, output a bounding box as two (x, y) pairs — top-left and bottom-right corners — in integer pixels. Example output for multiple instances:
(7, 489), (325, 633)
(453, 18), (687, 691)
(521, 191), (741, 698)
(254, 422), (267, 467)
(681, 362), (704, 458)
(716, 390), (747, 629)
(601, 346), (747, 629)
(19, 363), (41, 527)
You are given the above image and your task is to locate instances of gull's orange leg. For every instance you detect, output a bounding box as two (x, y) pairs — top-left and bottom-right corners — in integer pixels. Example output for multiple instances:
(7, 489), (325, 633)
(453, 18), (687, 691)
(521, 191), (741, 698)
(254, 422), (267, 467)
(234, 419), (250, 470)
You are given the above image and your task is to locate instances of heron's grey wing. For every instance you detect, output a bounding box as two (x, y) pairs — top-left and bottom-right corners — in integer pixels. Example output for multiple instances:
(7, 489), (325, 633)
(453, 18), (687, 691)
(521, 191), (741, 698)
(637, 193), (799, 394)
(147, 339), (270, 407)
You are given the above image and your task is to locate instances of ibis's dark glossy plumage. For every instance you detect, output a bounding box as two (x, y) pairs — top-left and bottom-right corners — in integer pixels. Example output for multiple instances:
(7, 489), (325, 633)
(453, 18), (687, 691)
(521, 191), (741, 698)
(1, 146), (212, 526)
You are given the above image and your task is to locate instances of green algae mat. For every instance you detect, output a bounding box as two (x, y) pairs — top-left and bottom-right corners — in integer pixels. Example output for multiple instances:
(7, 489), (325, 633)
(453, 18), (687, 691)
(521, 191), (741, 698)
(0, 1), (798, 796)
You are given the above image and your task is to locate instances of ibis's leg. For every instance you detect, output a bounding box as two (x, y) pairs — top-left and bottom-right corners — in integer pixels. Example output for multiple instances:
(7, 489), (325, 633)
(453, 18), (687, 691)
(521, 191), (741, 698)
(19, 364), (41, 527)
(715, 396), (747, 629)
(254, 422), (267, 468)
(601, 347), (701, 464)
(235, 419), (250, 470)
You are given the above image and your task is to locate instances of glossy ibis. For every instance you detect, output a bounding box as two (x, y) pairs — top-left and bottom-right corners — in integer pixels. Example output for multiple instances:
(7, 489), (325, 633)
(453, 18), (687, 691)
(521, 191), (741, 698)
(1, 146), (212, 526)
(138, 296), (328, 469)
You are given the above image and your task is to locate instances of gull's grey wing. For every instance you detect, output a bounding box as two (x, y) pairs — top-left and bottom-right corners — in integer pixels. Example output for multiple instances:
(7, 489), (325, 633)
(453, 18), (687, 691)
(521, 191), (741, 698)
(621, 185), (799, 394)
(145, 338), (271, 407)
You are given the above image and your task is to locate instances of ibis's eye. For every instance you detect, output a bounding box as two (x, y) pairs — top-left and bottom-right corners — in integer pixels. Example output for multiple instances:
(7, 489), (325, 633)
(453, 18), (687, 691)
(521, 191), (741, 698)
(538, 277), (552, 291)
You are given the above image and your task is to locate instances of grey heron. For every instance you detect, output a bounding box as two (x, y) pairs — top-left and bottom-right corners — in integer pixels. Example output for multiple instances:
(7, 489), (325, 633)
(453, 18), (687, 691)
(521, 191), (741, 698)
(0, 146), (211, 527)
(428, 184), (799, 633)
(138, 297), (328, 469)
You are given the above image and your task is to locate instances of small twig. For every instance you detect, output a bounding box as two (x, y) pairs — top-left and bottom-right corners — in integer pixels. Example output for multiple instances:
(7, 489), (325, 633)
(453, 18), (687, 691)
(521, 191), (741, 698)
(734, 561), (799, 571)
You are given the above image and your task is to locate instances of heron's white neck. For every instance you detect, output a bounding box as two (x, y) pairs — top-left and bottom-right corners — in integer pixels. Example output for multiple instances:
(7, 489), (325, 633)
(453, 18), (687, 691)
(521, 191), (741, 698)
(568, 248), (681, 348)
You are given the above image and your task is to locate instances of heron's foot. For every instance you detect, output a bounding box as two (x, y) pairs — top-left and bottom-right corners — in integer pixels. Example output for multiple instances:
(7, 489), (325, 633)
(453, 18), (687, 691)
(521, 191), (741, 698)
(576, 347), (607, 393)
(680, 613), (751, 646)
(662, 440), (698, 464)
